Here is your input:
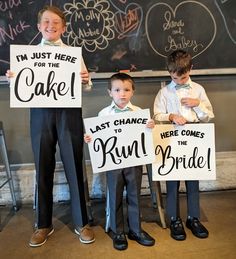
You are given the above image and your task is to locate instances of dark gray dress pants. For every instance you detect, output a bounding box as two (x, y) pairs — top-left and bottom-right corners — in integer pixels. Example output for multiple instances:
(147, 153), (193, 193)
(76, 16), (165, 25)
(31, 108), (88, 228)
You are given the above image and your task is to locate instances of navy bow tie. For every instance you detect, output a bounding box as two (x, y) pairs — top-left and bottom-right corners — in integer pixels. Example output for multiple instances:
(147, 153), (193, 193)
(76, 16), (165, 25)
(175, 84), (191, 90)
(43, 40), (61, 46)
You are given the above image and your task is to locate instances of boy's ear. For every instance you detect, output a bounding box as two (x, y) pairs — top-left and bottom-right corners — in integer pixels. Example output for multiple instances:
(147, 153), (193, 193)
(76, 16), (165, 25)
(37, 24), (41, 32)
(107, 89), (112, 97)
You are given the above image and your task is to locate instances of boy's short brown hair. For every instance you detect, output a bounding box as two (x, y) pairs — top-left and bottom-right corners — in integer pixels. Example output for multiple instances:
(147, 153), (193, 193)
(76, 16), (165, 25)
(109, 73), (135, 90)
(38, 5), (66, 26)
(167, 49), (192, 76)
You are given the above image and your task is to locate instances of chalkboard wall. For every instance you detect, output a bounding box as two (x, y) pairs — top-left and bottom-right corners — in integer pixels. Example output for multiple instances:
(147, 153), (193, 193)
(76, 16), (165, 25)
(0, 0), (236, 76)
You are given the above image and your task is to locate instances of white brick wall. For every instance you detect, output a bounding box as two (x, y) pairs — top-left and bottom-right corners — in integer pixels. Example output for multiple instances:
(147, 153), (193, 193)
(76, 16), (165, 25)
(0, 152), (236, 204)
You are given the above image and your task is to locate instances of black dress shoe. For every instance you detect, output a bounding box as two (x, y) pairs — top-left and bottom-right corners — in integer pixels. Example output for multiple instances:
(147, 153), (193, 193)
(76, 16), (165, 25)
(113, 233), (128, 250)
(186, 217), (209, 238)
(170, 217), (186, 241)
(128, 230), (155, 246)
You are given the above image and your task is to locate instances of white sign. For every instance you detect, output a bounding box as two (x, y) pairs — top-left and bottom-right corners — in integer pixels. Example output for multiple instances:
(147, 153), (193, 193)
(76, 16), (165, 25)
(152, 123), (216, 181)
(10, 45), (81, 107)
(84, 109), (155, 173)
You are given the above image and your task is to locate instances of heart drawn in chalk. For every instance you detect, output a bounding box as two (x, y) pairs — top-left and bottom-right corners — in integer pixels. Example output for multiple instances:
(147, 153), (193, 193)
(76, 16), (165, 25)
(145, 1), (217, 58)
(114, 3), (143, 39)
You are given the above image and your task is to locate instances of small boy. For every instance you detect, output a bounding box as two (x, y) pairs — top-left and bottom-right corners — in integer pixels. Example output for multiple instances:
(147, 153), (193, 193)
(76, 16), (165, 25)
(153, 49), (214, 241)
(7, 5), (94, 247)
(84, 73), (155, 250)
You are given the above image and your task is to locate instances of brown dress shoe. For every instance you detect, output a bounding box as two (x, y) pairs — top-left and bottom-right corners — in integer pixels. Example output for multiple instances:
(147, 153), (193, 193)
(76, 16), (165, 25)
(74, 224), (95, 244)
(29, 226), (54, 247)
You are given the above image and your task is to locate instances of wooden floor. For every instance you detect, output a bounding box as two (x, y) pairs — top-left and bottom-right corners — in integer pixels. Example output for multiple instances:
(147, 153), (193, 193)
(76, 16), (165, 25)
(0, 190), (236, 259)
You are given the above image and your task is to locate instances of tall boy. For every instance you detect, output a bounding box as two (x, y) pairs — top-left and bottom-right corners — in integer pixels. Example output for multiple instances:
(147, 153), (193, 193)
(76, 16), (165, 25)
(153, 49), (214, 241)
(84, 73), (155, 251)
(7, 5), (95, 247)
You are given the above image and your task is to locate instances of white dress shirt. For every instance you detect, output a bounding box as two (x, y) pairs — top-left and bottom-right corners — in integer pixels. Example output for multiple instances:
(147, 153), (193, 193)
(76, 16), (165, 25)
(153, 78), (214, 123)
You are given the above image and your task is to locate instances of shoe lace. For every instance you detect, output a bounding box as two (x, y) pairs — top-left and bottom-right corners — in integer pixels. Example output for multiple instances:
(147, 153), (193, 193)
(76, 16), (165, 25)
(34, 229), (41, 235)
(116, 233), (125, 239)
(79, 224), (91, 232)
(192, 218), (201, 227)
(174, 219), (183, 229)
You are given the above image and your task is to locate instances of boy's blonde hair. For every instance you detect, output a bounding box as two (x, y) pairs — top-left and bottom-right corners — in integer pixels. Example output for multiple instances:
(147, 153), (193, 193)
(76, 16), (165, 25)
(109, 73), (135, 90)
(167, 49), (192, 76)
(38, 5), (66, 26)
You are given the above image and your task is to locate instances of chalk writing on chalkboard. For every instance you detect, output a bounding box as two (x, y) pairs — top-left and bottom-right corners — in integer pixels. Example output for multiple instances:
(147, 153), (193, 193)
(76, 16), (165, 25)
(145, 1), (217, 59)
(64, 1), (115, 52)
(0, 0), (236, 76)
(215, 0), (236, 44)
(0, 0), (47, 74)
(62, 0), (145, 72)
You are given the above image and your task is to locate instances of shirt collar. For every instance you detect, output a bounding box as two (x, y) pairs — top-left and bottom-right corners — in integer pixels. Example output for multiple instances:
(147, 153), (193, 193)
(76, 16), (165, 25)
(110, 101), (134, 112)
(169, 78), (192, 90)
(40, 38), (64, 46)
